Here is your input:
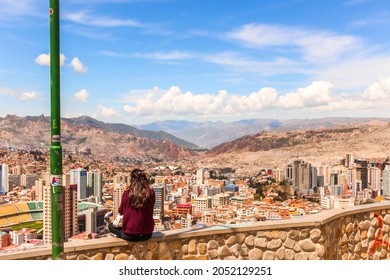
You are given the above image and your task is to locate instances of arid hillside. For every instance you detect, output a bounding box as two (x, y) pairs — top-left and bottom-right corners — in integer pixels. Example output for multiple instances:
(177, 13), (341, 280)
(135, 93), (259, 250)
(0, 115), (198, 162)
(200, 121), (390, 176)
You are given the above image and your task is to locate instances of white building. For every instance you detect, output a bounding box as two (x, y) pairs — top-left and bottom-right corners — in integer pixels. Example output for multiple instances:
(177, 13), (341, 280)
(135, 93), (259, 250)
(320, 196), (333, 209)
(382, 165), (390, 196)
(113, 184), (125, 218)
(0, 163), (9, 194)
(333, 197), (355, 209)
(212, 193), (230, 208)
(368, 166), (381, 190)
(194, 197), (211, 214)
(196, 169), (204, 186)
(181, 214), (192, 229)
(11, 229), (36, 245)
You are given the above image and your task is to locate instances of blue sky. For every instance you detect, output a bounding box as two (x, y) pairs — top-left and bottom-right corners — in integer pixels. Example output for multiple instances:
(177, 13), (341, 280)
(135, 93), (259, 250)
(1, 0), (390, 125)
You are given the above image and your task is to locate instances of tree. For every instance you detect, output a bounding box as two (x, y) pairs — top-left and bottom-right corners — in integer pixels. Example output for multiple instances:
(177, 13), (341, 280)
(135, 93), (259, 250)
(209, 170), (217, 179)
(255, 182), (264, 198)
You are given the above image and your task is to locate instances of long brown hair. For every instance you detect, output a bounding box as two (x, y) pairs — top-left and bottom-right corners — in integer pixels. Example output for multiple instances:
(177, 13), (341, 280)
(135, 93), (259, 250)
(128, 169), (152, 208)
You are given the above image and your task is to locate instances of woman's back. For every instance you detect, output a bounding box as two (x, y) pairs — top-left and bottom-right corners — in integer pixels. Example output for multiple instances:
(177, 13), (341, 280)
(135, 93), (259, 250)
(119, 188), (155, 235)
(109, 169), (155, 242)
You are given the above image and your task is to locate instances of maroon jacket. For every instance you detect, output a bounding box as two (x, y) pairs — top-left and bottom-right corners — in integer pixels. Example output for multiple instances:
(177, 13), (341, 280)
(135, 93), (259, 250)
(118, 189), (155, 235)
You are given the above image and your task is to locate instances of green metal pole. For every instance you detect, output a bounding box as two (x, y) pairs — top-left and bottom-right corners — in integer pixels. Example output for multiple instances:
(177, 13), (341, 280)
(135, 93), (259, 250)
(49, 0), (64, 260)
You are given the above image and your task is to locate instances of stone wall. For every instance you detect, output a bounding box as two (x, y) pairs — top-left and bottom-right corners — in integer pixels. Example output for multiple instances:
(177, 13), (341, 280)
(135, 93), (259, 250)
(1, 202), (390, 260)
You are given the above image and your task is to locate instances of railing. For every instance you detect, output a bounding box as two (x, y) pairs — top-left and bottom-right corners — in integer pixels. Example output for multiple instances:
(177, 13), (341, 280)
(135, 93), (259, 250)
(1, 202), (390, 260)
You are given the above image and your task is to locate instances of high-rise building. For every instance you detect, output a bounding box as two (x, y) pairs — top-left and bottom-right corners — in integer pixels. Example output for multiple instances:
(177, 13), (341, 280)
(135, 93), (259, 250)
(63, 183), (78, 241)
(153, 185), (165, 222)
(311, 166), (318, 189)
(43, 174), (78, 245)
(317, 176), (325, 188)
(346, 153), (354, 168)
(87, 171), (102, 202)
(368, 166), (381, 190)
(43, 184), (52, 245)
(85, 206), (98, 234)
(345, 168), (356, 188)
(292, 160), (301, 190)
(330, 172), (338, 186)
(318, 164), (332, 186)
(298, 161), (311, 193)
(196, 168), (204, 185)
(382, 165), (390, 196)
(113, 184), (125, 218)
(284, 164), (293, 182)
(20, 174), (36, 188)
(355, 159), (368, 189)
(8, 174), (21, 191)
(0, 164), (9, 194)
(70, 168), (87, 200)
(289, 160), (317, 194)
(34, 179), (45, 201)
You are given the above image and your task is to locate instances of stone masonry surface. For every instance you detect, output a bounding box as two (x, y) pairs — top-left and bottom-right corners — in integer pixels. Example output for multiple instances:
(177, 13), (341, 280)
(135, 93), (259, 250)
(1, 202), (390, 260)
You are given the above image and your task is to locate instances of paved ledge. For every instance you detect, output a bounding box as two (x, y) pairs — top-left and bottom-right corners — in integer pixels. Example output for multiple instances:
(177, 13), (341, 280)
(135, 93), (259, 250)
(1, 201), (390, 260)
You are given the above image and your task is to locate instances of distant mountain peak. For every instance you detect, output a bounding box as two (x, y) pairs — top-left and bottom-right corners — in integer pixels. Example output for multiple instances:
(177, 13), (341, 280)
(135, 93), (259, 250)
(0, 115), (199, 162)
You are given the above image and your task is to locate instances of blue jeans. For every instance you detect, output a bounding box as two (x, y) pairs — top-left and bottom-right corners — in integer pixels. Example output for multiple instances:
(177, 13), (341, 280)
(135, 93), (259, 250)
(108, 223), (153, 242)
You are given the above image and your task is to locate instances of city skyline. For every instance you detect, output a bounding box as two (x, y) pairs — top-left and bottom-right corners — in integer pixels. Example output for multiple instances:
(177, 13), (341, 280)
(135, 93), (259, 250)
(2, 143), (390, 260)
(1, 0), (390, 125)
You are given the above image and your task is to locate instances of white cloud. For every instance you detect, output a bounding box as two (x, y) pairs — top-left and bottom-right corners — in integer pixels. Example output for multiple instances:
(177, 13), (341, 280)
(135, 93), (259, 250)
(122, 77), (390, 119)
(98, 105), (119, 117)
(362, 77), (390, 101)
(35, 53), (66, 66)
(133, 51), (194, 60)
(70, 57), (88, 73)
(0, 88), (38, 100)
(64, 11), (142, 27)
(0, 0), (42, 20)
(73, 89), (89, 102)
(123, 85), (282, 117)
(227, 24), (360, 63)
(100, 50), (194, 61)
(99, 50), (126, 57)
(102, 49), (300, 76)
(19, 91), (38, 100)
(315, 57), (390, 88)
(124, 86), (231, 116)
(277, 81), (334, 109)
(204, 52), (301, 76)
(35, 54), (88, 74)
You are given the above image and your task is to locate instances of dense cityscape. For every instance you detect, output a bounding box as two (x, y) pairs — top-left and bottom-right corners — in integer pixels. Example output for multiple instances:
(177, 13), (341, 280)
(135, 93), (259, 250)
(2, 0), (390, 270)
(1, 144), (390, 254)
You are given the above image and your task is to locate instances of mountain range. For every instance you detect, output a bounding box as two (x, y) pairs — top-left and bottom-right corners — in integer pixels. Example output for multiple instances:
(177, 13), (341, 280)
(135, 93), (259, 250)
(202, 120), (390, 176)
(1, 115), (390, 168)
(138, 117), (390, 148)
(0, 115), (197, 162)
